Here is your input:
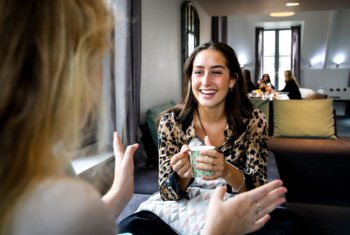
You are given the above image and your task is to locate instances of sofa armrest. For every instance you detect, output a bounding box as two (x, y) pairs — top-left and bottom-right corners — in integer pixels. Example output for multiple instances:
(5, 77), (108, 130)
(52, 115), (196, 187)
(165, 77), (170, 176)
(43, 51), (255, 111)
(268, 137), (350, 201)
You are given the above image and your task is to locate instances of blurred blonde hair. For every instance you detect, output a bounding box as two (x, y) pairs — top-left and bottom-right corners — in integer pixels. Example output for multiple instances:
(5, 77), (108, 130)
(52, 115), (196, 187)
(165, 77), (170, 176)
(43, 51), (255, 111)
(284, 70), (300, 85)
(0, 0), (112, 231)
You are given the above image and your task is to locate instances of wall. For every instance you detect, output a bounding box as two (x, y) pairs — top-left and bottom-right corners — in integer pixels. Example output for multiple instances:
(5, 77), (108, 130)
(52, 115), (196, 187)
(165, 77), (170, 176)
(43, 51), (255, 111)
(140, 0), (211, 122)
(226, 10), (350, 90)
(140, 0), (183, 121)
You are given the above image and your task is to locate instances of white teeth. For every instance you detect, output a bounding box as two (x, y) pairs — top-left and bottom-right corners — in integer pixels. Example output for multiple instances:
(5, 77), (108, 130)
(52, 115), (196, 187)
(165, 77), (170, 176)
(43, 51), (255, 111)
(200, 90), (215, 94)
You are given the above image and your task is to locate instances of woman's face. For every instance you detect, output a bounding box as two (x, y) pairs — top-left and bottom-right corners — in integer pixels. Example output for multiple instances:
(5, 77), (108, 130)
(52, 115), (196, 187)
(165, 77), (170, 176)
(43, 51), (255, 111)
(191, 49), (235, 110)
(262, 74), (268, 82)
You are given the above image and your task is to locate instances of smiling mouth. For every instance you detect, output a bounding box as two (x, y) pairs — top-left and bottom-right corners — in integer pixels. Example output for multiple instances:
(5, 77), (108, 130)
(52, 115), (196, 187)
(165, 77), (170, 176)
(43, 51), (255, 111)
(199, 89), (216, 95)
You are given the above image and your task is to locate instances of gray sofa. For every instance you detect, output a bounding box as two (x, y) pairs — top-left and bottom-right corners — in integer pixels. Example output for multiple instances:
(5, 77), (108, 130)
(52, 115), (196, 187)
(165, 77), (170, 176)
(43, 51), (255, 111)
(264, 97), (350, 235)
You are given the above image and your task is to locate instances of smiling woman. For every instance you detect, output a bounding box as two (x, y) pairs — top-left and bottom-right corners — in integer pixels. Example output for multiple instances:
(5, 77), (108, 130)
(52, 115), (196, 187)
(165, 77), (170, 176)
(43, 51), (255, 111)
(117, 41), (288, 235)
(157, 41), (268, 201)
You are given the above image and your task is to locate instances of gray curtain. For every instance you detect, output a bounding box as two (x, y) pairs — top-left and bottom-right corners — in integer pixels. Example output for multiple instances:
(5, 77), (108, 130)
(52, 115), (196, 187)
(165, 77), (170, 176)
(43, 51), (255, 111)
(291, 25), (301, 83)
(112, 0), (141, 146)
(211, 16), (227, 43)
(254, 27), (264, 84)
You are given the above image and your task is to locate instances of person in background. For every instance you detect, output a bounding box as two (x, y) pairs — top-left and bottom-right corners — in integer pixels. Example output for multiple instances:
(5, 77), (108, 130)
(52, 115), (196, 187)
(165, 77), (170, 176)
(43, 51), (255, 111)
(0, 2), (286, 235)
(258, 73), (275, 91)
(280, 70), (302, 100)
(243, 69), (257, 93)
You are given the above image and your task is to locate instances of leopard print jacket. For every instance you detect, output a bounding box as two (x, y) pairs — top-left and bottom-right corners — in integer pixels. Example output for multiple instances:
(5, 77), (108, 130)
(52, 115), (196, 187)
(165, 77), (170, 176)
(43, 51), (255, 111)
(158, 107), (268, 201)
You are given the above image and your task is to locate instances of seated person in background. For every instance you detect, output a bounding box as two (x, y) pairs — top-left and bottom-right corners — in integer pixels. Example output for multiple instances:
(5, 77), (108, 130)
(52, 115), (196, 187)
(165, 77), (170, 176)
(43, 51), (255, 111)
(280, 70), (302, 100)
(258, 73), (275, 91)
(243, 69), (257, 93)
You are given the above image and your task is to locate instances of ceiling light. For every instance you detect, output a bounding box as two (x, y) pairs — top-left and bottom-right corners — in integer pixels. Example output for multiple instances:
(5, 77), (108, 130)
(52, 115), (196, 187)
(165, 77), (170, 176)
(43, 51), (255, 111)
(270, 12), (295, 17)
(286, 3), (300, 7)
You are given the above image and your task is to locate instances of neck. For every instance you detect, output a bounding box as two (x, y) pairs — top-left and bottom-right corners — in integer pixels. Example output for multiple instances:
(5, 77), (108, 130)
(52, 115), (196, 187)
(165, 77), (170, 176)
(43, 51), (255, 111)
(196, 107), (227, 140)
(195, 106), (227, 143)
(197, 106), (225, 123)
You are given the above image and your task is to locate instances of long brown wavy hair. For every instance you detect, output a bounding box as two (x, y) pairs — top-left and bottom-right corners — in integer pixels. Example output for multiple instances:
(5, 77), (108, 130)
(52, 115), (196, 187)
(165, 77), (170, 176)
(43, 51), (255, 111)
(168, 41), (253, 136)
(0, 0), (112, 232)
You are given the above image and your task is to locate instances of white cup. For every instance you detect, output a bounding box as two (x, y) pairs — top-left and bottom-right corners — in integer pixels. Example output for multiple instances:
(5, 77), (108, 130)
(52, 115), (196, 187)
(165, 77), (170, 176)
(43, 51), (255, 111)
(189, 145), (215, 177)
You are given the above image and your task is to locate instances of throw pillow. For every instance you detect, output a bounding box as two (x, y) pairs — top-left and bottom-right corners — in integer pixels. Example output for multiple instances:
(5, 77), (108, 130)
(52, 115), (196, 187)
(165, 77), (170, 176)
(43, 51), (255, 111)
(145, 101), (176, 147)
(273, 99), (337, 139)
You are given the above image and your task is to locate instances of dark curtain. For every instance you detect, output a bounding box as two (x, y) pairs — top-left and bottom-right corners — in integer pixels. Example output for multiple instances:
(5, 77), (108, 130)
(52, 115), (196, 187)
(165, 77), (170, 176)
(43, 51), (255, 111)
(291, 25), (301, 84)
(112, 0), (141, 146)
(211, 16), (227, 43)
(254, 27), (264, 84)
(126, 0), (142, 145)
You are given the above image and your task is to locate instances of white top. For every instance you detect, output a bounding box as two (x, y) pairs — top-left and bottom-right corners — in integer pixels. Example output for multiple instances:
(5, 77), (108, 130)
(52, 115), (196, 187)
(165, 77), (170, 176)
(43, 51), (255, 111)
(10, 177), (116, 235)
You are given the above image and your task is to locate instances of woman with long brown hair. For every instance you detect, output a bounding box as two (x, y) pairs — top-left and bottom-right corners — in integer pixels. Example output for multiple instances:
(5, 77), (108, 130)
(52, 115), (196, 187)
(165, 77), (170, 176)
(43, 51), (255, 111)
(158, 41), (269, 201)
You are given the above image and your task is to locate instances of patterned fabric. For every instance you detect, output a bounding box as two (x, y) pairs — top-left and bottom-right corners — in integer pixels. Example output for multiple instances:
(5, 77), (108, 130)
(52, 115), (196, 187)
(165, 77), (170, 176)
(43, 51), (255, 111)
(137, 178), (233, 235)
(158, 107), (268, 201)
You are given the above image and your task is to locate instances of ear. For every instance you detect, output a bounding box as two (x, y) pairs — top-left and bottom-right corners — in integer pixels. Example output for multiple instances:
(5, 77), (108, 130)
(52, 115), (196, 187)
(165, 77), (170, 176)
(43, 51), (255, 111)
(229, 74), (238, 88)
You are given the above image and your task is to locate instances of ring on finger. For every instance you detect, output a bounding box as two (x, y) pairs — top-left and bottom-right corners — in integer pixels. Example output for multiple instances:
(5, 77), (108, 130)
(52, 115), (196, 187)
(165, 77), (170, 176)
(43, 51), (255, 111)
(256, 202), (262, 216)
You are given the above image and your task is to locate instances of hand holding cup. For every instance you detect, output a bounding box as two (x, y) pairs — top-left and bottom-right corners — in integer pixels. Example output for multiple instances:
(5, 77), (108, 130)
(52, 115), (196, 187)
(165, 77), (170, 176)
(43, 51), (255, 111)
(189, 145), (216, 178)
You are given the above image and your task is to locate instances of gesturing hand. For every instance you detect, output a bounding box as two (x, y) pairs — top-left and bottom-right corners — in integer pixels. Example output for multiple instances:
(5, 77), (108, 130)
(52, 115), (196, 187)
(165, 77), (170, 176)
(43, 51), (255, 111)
(112, 132), (139, 202)
(203, 180), (287, 235)
(102, 132), (139, 218)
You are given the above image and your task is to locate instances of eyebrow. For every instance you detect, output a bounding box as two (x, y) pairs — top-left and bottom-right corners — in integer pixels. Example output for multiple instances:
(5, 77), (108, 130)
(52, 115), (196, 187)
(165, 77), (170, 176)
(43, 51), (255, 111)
(193, 65), (225, 69)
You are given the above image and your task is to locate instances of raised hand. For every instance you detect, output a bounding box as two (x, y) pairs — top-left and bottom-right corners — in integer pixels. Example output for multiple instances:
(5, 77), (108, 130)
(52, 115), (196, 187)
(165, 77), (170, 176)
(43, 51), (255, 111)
(203, 180), (287, 235)
(102, 132), (139, 218)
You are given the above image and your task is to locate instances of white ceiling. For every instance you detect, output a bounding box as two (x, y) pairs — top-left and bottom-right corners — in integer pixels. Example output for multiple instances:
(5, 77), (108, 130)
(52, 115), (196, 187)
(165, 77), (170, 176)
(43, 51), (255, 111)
(194, 0), (350, 16)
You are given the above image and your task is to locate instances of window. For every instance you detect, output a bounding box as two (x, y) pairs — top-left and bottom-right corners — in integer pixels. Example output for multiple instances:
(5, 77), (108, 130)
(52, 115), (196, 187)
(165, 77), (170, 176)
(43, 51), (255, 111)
(263, 29), (291, 90)
(181, 1), (199, 94)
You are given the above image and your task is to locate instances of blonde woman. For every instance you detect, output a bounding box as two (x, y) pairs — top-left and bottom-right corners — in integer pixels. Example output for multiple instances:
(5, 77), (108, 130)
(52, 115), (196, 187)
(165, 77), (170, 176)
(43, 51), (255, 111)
(280, 70), (302, 99)
(0, 1), (286, 235)
(0, 1), (139, 234)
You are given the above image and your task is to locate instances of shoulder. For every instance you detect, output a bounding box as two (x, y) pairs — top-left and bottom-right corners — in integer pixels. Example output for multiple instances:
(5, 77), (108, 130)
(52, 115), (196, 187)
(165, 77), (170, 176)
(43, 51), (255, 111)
(160, 110), (176, 122)
(12, 177), (115, 235)
(247, 107), (268, 127)
(159, 111), (181, 137)
(159, 111), (179, 130)
(246, 106), (266, 120)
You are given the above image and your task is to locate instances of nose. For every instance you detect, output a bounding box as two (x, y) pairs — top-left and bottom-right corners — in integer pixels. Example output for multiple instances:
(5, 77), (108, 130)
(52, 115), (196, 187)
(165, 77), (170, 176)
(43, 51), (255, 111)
(201, 70), (211, 85)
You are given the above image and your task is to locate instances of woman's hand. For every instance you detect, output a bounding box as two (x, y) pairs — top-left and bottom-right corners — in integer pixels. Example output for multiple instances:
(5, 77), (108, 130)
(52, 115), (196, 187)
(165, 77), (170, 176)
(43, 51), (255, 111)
(102, 132), (139, 218)
(194, 136), (227, 180)
(202, 180), (287, 235)
(170, 145), (192, 186)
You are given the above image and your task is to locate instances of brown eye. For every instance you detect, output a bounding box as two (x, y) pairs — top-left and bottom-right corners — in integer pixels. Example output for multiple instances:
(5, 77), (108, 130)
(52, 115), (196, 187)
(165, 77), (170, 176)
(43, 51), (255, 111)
(212, 70), (222, 75)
